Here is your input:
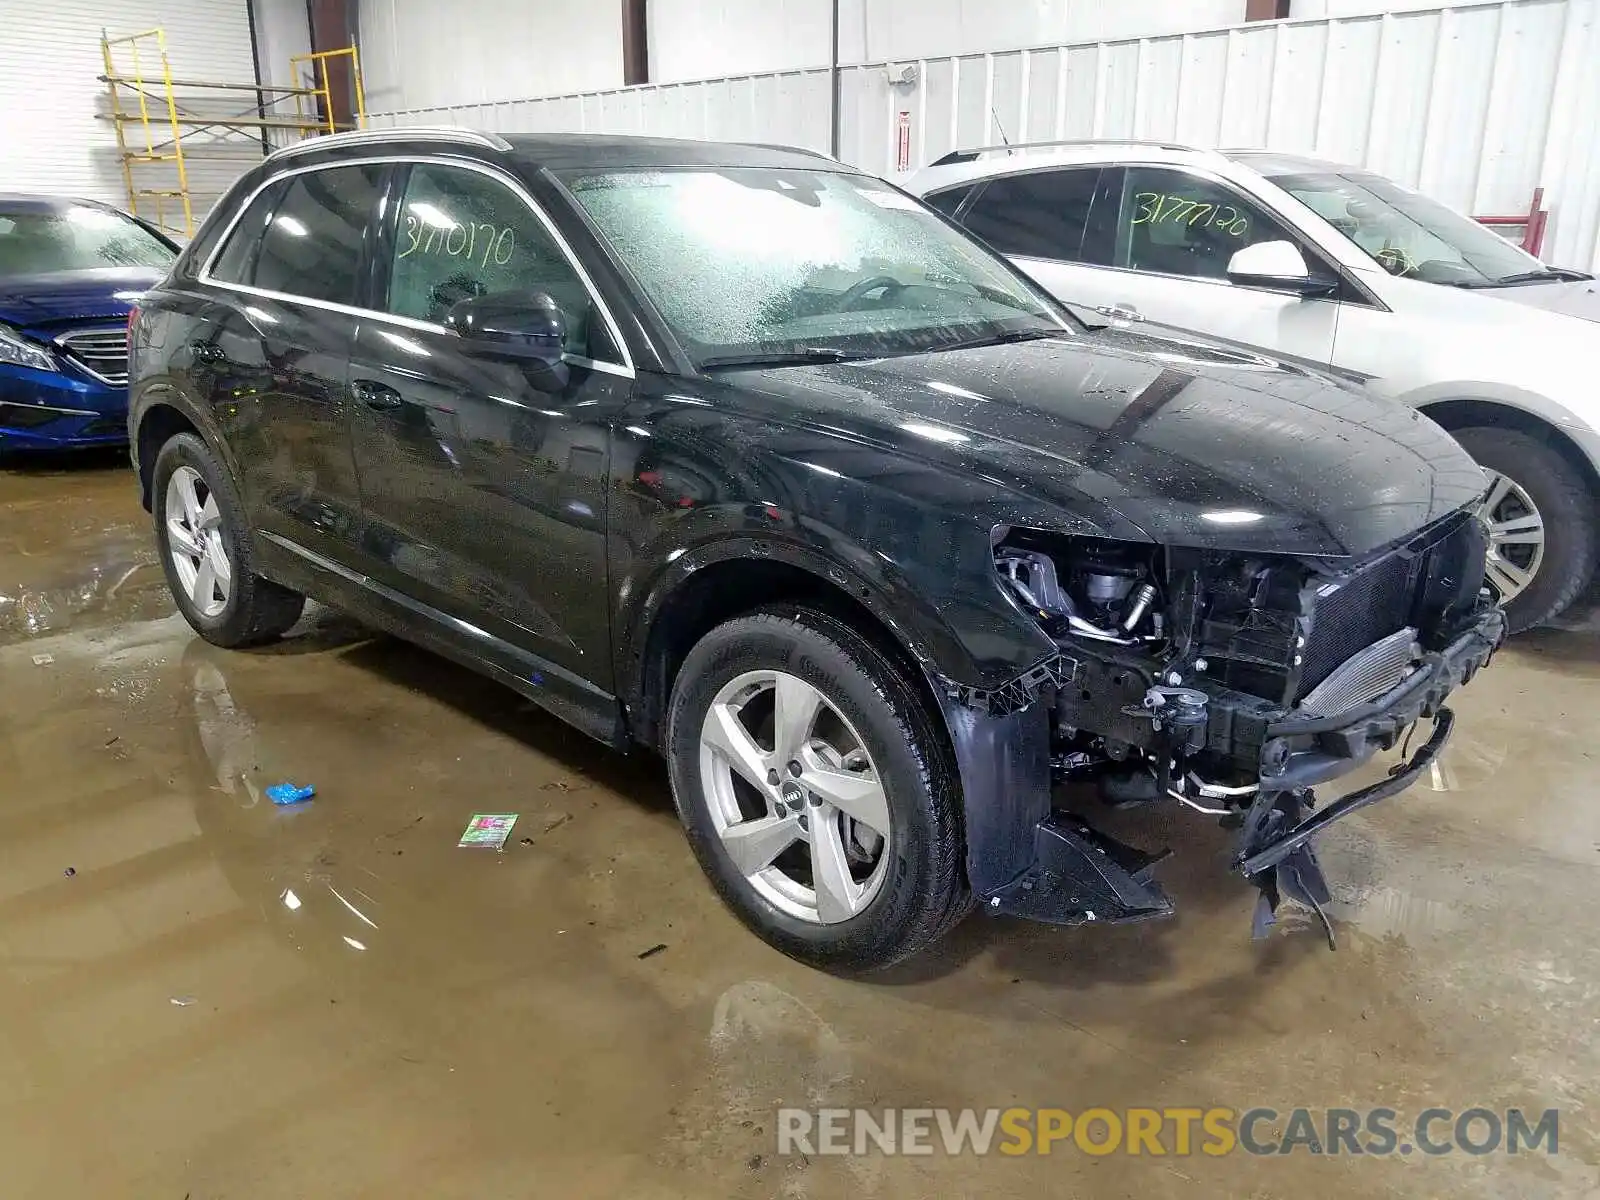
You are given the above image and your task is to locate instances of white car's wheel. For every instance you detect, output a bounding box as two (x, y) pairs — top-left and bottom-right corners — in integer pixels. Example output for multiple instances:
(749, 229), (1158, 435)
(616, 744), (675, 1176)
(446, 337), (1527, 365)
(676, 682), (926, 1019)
(1452, 427), (1596, 632)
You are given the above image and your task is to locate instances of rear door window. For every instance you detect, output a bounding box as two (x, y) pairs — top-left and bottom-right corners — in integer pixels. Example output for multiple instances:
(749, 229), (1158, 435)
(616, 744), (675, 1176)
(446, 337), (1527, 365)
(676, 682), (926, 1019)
(250, 164), (385, 304)
(960, 167), (1102, 262)
(207, 180), (285, 284)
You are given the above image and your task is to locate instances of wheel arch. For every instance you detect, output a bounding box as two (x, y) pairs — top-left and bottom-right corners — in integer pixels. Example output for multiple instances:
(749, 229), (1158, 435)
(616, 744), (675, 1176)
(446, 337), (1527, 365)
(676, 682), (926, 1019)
(623, 539), (963, 757)
(133, 400), (201, 510)
(628, 537), (1063, 905)
(1419, 397), (1600, 502)
(133, 379), (249, 507)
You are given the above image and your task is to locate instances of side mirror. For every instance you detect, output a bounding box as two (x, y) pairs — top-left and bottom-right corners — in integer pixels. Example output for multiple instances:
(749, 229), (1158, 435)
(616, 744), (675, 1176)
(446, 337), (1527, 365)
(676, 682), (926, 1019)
(1225, 240), (1337, 297)
(445, 289), (570, 392)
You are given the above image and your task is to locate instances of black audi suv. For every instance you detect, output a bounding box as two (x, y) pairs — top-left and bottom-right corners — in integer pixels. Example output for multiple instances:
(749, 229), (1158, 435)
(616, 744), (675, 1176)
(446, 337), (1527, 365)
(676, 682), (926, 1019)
(128, 129), (1503, 971)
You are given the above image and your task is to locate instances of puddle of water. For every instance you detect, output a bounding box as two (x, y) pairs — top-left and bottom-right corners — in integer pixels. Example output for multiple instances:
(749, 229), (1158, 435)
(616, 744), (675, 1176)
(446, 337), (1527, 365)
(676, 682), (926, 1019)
(1332, 884), (1459, 938)
(0, 468), (171, 644)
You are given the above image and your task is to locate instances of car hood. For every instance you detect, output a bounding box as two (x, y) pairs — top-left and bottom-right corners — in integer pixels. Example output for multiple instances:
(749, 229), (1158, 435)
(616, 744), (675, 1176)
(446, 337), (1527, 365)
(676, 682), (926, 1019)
(0, 267), (163, 330)
(720, 327), (1487, 558)
(1479, 277), (1600, 322)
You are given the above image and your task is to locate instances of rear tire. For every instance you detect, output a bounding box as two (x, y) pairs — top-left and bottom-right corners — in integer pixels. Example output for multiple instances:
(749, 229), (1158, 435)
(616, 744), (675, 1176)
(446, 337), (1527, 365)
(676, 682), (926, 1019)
(1450, 427), (1596, 633)
(666, 606), (969, 973)
(152, 432), (304, 647)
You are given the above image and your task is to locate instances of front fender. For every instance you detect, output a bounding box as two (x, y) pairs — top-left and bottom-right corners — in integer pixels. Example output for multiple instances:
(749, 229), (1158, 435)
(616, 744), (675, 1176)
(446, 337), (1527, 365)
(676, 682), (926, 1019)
(617, 518), (979, 684)
(618, 518), (1063, 898)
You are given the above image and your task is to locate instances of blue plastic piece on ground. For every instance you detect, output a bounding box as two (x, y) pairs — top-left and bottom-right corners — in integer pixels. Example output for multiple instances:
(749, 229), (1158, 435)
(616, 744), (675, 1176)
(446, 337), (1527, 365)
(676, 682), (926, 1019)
(266, 783), (316, 806)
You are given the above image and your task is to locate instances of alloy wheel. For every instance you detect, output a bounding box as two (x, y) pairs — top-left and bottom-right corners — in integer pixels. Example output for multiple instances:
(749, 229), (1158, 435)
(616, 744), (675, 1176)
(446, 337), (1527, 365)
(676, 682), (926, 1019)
(164, 465), (233, 619)
(1475, 470), (1545, 603)
(698, 669), (892, 925)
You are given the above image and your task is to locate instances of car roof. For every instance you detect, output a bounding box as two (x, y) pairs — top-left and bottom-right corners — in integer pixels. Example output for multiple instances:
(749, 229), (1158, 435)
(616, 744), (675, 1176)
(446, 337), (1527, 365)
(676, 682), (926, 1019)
(906, 140), (1373, 194)
(1222, 148), (1360, 176)
(504, 132), (850, 173)
(266, 127), (850, 175)
(907, 140), (1228, 193)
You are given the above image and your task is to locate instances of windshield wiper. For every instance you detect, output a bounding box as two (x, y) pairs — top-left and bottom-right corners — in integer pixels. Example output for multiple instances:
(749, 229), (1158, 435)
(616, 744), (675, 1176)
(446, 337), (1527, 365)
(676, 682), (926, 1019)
(697, 346), (855, 371)
(1452, 267), (1592, 289)
(1062, 303), (1112, 330)
(935, 327), (1065, 353)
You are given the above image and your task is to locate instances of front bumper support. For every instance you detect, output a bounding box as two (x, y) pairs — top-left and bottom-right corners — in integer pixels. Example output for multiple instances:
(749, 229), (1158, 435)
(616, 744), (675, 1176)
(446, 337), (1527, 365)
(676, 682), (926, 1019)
(1257, 605), (1503, 789)
(1239, 706), (1454, 878)
(954, 604), (1504, 936)
(985, 814), (1173, 925)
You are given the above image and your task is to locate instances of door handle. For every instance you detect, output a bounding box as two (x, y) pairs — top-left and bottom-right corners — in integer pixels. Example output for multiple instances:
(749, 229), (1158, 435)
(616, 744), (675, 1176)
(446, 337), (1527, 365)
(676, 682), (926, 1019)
(352, 378), (404, 411)
(1093, 303), (1143, 322)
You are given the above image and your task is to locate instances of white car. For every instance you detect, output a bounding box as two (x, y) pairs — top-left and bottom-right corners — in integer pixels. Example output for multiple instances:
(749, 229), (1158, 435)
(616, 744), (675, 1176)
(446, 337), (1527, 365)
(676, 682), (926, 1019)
(907, 142), (1600, 632)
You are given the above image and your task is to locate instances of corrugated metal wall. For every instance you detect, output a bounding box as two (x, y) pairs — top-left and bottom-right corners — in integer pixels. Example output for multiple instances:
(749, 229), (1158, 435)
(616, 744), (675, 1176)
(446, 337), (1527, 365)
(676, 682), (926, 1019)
(373, 69), (835, 156)
(0, 0), (263, 222)
(369, 0), (1600, 272)
(641, 0), (1246, 84)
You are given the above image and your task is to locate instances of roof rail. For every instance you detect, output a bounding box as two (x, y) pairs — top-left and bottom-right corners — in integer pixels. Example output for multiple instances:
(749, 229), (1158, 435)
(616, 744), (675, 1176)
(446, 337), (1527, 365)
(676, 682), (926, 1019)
(268, 126), (512, 161)
(930, 137), (1203, 167)
(739, 141), (841, 163)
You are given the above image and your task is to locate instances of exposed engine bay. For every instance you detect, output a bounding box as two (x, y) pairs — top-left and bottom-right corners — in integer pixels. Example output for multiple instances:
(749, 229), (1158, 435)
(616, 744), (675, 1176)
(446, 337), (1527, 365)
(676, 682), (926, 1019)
(987, 512), (1505, 944)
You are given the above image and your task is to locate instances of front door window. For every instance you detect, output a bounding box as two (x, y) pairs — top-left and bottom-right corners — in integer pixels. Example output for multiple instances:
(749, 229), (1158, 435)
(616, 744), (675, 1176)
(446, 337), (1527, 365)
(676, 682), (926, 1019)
(386, 164), (604, 360)
(1113, 167), (1299, 282)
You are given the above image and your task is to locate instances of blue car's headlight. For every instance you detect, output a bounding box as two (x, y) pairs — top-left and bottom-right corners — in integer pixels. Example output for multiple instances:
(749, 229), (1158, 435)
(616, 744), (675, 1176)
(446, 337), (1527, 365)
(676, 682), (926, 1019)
(0, 323), (58, 373)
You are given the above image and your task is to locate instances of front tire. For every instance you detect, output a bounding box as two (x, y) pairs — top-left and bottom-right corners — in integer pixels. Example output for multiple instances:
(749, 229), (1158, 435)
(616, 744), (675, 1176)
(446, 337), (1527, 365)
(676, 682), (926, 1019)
(666, 607), (969, 973)
(1451, 427), (1596, 633)
(152, 432), (305, 647)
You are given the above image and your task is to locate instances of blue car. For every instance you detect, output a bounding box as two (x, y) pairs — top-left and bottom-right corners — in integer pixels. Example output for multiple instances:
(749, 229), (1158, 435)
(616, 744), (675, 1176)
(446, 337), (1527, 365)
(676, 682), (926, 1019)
(0, 194), (178, 451)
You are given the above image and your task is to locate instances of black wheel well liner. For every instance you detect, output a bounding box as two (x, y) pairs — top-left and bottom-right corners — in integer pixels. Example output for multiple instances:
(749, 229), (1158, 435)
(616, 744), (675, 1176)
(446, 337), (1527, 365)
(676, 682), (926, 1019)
(134, 402), (200, 510)
(1421, 398), (1600, 499)
(628, 554), (951, 759)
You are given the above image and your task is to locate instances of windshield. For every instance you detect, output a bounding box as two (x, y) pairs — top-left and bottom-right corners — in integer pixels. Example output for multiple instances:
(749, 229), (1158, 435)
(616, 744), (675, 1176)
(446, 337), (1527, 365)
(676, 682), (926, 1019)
(563, 167), (1066, 365)
(1270, 171), (1543, 287)
(0, 204), (176, 276)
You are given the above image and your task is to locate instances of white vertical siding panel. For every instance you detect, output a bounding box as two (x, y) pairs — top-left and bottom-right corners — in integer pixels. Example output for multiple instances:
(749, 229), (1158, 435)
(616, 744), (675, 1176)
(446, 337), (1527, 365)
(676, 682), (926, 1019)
(1312, 16), (1384, 162)
(851, 67), (895, 176)
(1172, 32), (1229, 146)
(367, 0), (1598, 268)
(1543, 0), (1600, 270)
(1022, 49), (1062, 142)
(1057, 45), (1101, 139)
(988, 54), (1024, 146)
(1264, 22), (1326, 151)
(1132, 38), (1183, 141)
(1475, 0), (1567, 212)
(1097, 41), (1140, 140)
(1415, 4), (1500, 210)
(1216, 25), (1276, 146)
(953, 55), (988, 148)
(1363, 10), (1443, 186)
(920, 59), (957, 162)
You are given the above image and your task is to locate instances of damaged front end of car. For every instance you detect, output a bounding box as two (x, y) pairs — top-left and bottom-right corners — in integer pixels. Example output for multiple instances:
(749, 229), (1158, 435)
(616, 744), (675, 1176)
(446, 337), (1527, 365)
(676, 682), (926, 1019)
(945, 509), (1505, 946)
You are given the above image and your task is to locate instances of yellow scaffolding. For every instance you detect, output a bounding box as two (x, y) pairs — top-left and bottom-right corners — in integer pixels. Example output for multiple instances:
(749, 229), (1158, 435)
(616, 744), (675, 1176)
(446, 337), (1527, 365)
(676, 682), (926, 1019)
(291, 47), (369, 135)
(99, 28), (368, 239)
